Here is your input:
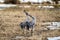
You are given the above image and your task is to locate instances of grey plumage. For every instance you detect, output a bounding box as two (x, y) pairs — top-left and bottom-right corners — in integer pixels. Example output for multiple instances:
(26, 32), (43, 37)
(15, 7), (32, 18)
(20, 10), (36, 35)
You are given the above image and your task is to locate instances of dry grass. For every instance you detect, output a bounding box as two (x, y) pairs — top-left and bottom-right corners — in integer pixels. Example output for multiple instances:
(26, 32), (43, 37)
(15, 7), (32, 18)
(0, 7), (60, 40)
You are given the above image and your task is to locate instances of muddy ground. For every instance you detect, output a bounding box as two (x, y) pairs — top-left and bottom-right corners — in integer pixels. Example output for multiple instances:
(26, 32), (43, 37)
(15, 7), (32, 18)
(0, 7), (60, 40)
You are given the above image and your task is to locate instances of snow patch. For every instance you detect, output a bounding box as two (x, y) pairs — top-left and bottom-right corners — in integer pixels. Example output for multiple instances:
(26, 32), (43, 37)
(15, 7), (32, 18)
(47, 22), (60, 30)
(0, 4), (17, 7)
(47, 36), (60, 40)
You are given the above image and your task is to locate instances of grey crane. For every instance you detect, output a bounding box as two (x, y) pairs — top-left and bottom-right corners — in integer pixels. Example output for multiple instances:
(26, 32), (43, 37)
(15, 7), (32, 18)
(20, 10), (36, 36)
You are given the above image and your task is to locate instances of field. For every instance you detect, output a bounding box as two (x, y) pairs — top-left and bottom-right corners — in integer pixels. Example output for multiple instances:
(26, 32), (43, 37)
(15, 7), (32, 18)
(0, 7), (60, 40)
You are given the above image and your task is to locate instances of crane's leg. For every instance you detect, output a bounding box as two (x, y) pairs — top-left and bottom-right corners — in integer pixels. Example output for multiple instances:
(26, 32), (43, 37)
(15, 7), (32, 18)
(24, 26), (27, 36)
(20, 27), (24, 36)
(30, 27), (34, 36)
(26, 26), (30, 37)
(23, 29), (24, 36)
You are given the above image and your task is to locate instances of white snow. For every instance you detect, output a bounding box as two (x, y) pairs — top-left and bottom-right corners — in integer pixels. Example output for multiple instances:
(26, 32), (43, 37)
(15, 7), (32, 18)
(42, 6), (54, 8)
(38, 6), (42, 8)
(47, 36), (60, 40)
(38, 6), (54, 8)
(47, 22), (60, 30)
(20, 0), (52, 3)
(0, 4), (17, 10)
(19, 5), (54, 8)
(0, 4), (17, 7)
(19, 6), (23, 8)
(24, 6), (31, 8)
(0, 0), (4, 2)
(42, 22), (60, 30)
(19, 6), (31, 8)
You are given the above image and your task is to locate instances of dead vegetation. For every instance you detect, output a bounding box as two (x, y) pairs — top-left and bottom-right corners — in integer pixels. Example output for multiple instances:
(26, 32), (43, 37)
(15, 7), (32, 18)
(0, 7), (60, 40)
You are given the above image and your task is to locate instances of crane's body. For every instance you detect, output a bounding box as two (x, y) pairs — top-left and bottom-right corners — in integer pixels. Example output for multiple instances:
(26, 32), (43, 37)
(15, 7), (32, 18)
(20, 10), (36, 36)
